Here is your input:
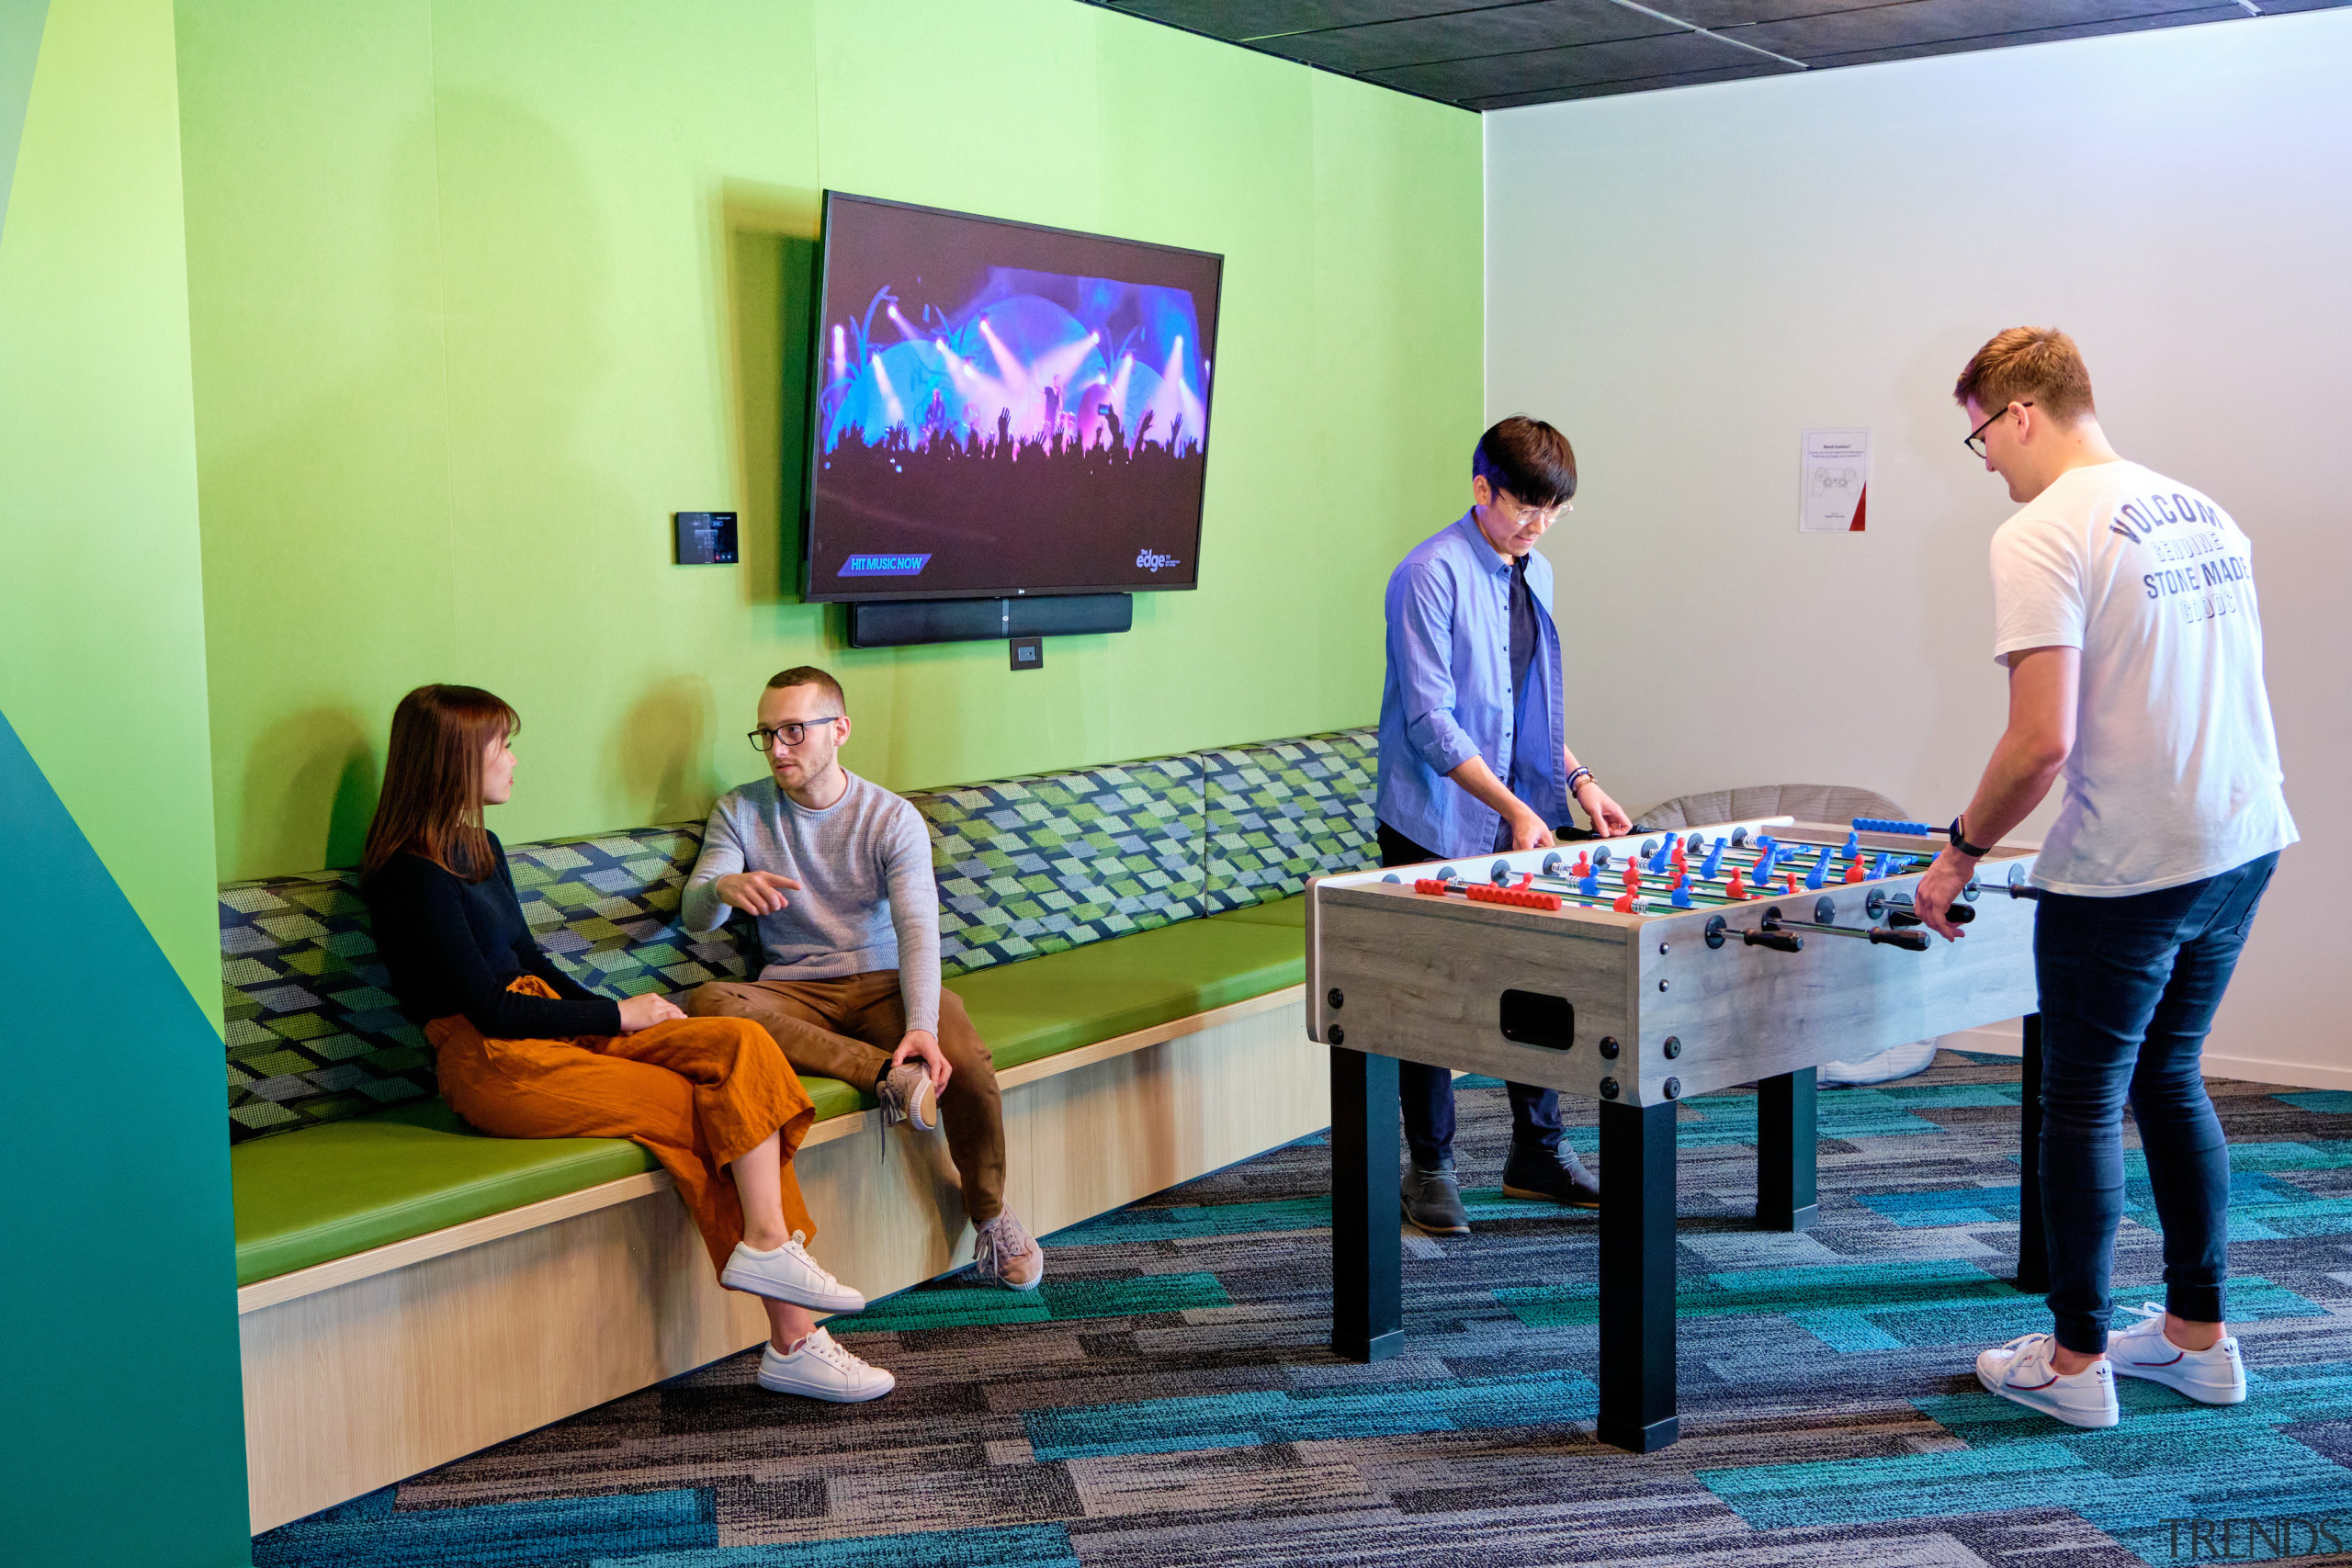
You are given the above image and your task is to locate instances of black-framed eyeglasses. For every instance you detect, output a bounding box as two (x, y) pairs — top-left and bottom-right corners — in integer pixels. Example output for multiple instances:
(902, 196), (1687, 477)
(1965, 400), (2032, 458)
(747, 717), (842, 751)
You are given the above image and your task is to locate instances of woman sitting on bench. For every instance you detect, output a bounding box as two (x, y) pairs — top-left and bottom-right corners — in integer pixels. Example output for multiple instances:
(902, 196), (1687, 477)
(361, 682), (894, 1404)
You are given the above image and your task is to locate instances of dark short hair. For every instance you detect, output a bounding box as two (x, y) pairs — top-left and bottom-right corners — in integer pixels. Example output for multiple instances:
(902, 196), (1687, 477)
(1472, 416), (1577, 508)
(764, 665), (847, 712)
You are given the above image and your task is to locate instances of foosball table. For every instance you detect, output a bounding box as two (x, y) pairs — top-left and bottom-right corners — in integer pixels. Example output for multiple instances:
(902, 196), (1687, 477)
(1305, 817), (2051, 1452)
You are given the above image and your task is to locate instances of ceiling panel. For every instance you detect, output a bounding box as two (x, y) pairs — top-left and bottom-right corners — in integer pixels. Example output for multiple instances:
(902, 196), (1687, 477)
(1248, 0), (1674, 73)
(1364, 28), (1777, 96)
(1080, 0), (2352, 107)
(1102, 0), (1500, 39)
(1795, 4), (2255, 64)
(1736, 0), (2224, 54)
(1464, 60), (1798, 106)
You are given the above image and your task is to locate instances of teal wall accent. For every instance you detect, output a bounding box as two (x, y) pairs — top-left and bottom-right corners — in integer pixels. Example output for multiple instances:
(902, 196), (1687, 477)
(0, 1), (48, 232)
(0, 719), (249, 1564)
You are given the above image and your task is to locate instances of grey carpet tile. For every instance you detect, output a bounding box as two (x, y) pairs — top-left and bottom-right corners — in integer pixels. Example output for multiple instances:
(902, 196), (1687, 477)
(252, 1051), (2352, 1567)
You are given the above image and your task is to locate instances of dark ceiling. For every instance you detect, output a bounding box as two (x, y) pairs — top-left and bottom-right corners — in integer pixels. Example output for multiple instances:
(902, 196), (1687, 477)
(1079, 0), (2346, 109)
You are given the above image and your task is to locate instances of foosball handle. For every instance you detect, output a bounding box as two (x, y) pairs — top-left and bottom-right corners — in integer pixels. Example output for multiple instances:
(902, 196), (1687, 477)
(1744, 926), (1804, 953)
(1886, 904), (1974, 928)
(1868, 926), (1930, 951)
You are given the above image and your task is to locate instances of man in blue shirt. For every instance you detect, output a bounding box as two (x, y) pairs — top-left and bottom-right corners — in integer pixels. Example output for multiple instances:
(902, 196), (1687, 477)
(1376, 416), (1630, 1235)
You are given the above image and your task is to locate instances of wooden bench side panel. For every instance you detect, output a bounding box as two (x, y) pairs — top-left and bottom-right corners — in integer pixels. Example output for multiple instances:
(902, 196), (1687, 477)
(239, 991), (1318, 1534)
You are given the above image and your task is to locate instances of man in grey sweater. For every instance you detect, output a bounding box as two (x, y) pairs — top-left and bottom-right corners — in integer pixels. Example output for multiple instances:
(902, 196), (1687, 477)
(681, 665), (1041, 1290)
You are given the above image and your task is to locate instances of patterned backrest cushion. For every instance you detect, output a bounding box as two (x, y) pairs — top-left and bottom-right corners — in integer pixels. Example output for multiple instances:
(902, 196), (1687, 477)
(220, 825), (753, 1143)
(1202, 728), (1379, 913)
(221, 872), (426, 1143)
(220, 735), (1364, 1140)
(910, 754), (1206, 976)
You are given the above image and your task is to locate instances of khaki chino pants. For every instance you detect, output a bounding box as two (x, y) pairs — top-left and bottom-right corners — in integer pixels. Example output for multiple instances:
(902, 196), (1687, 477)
(685, 971), (1007, 1221)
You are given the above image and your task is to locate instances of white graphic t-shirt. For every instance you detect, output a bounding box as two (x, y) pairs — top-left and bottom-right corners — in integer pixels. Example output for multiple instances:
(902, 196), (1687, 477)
(1990, 459), (2297, 896)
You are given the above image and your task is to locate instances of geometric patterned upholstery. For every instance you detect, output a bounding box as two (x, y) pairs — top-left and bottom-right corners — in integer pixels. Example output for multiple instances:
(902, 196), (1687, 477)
(1201, 728), (1378, 914)
(909, 754), (1206, 977)
(220, 825), (754, 1144)
(220, 731), (1378, 1142)
(220, 871), (426, 1143)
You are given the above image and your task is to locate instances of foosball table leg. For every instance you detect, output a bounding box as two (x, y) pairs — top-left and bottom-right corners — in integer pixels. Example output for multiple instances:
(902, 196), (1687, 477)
(1329, 1045), (1404, 1362)
(1755, 1067), (1819, 1231)
(1597, 1098), (1679, 1452)
(2016, 1013), (2049, 1292)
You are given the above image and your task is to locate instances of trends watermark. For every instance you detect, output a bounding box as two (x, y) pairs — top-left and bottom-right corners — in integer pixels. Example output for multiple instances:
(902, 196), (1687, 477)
(1136, 549), (1182, 573)
(2158, 1516), (2343, 1560)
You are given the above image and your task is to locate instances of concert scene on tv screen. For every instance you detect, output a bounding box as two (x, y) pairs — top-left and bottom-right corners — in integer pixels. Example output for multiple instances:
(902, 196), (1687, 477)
(808, 195), (1221, 600)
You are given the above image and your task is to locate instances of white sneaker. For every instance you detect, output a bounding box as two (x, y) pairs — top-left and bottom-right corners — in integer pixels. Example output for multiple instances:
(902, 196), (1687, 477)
(757, 1327), (895, 1403)
(2109, 1303), (2246, 1404)
(720, 1232), (866, 1314)
(1975, 1333), (2120, 1427)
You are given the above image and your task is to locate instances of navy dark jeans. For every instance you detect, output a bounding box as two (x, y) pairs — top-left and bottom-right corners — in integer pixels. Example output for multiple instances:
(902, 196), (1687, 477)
(1376, 819), (1565, 1168)
(2034, 852), (2278, 1353)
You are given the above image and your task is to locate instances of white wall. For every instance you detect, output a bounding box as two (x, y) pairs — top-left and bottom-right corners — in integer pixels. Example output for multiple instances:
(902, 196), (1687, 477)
(1487, 10), (2352, 1089)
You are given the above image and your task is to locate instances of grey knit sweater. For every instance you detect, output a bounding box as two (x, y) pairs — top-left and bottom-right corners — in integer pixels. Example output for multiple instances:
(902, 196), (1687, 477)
(680, 772), (941, 1033)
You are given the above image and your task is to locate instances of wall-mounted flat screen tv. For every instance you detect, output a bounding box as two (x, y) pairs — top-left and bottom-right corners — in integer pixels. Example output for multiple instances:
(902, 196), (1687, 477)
(803, 192), (1223, 603)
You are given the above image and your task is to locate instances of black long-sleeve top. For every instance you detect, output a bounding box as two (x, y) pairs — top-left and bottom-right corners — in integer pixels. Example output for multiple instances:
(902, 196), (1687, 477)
(363, 832), (623, 1040)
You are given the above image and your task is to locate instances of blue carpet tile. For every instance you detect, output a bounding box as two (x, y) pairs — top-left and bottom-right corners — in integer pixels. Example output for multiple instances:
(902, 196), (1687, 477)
(254, 1051), (2352, 1566)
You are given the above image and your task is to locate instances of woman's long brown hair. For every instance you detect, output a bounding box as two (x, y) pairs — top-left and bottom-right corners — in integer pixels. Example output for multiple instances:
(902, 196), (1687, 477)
(361, 684), (521, 883)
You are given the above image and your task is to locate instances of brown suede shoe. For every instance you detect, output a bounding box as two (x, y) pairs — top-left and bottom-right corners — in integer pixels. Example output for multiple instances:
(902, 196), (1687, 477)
(975, 1210), (1044, 1291)
(876, 1063), (939, 1132)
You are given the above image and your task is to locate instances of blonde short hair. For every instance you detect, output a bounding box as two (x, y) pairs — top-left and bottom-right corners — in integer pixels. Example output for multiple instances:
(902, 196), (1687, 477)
(1953, 327), (2097, 423)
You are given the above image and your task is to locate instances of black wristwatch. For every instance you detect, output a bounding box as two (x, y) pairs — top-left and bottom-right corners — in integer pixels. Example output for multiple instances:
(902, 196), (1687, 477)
(1949, 817), (1993, 858)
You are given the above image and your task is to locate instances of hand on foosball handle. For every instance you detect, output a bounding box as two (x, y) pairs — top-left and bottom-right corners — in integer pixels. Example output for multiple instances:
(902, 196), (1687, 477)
(1502, 806), (1555, 852)
(1575, 779), (1632, 838)
(1913, 848), (1975, 941)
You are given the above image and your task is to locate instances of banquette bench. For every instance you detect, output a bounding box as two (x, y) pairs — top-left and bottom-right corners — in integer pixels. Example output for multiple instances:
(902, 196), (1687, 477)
(221, 730), (1372, 1533)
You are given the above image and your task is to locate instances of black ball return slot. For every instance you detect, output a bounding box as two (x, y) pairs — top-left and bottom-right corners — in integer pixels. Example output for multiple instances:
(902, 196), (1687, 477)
(1498, 988), (1575, 1050)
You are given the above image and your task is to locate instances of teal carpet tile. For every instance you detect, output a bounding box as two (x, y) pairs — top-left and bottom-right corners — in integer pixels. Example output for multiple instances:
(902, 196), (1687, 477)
(251, 1048), (2352, 1567)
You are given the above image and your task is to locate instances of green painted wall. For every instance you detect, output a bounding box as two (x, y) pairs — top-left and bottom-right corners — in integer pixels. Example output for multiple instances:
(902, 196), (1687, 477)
(1, 0), (221, 1020)
(179, 0), (1484, 880)
(0, 0), (251, 1562)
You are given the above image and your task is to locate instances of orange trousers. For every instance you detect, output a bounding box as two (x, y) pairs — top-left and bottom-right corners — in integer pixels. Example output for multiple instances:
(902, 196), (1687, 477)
(424, 976), (816, 1276)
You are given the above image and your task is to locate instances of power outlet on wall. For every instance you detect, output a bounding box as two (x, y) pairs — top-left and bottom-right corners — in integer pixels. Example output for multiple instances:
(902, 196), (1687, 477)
(1010, 636), (1043, 672)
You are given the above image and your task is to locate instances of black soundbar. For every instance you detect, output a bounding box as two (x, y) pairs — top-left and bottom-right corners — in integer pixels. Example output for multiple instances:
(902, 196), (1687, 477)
(844, 593), (1133, 649)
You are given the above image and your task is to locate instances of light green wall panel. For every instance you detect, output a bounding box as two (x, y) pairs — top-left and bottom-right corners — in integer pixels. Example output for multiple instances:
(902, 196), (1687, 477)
(0, 0), (220, 1022)
(181, 0), (1483, 880)
(0, 1), (250, 1562)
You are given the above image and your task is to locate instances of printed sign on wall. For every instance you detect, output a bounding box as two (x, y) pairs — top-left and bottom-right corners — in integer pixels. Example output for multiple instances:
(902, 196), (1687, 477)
(1801, 429), (1870, 532)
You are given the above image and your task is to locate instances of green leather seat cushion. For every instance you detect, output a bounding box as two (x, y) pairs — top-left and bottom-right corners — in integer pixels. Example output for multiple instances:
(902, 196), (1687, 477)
(1206, 893), (1306, 928)
(232, 919), (1306, 1286)
(232, 1080), (870, 1287)
(950, 915), (1304, 1071)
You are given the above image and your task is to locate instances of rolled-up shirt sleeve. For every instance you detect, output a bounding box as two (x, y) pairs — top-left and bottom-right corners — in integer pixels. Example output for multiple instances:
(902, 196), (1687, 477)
(1388, 560), (1479, 776)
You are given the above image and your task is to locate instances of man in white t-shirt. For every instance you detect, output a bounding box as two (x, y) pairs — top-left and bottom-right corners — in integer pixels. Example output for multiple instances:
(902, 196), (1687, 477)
(1914, 327), (2295, 1430)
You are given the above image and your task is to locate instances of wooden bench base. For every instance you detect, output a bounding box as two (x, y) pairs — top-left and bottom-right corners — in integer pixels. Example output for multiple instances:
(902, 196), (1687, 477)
(237, 987), (1317, 1534)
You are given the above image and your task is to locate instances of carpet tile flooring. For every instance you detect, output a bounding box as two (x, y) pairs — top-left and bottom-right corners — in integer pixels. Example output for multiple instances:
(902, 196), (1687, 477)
(254, 1052), (2352, 1566)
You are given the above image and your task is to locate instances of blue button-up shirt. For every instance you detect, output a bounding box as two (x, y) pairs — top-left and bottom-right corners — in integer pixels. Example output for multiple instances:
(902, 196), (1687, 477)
(1376, 510), (1569, 859)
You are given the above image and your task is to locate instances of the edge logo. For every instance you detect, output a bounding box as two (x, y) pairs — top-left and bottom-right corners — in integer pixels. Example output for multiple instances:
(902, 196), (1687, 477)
(1136, 549), (1181, 573)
